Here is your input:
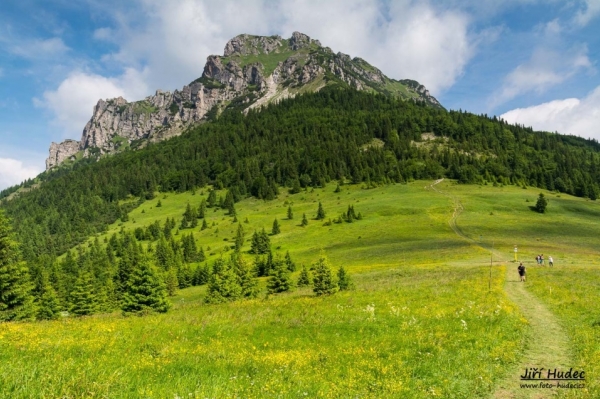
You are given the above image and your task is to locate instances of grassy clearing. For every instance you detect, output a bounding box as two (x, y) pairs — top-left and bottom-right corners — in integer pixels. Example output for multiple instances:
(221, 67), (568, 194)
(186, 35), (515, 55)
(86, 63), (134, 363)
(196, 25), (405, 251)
(0, 265), (524, 398)
(3, 181), (600, 397)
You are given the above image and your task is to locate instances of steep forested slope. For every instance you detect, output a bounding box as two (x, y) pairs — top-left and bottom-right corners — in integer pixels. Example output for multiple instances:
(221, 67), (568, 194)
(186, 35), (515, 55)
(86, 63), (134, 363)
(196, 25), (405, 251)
(2, 88), (600, 260)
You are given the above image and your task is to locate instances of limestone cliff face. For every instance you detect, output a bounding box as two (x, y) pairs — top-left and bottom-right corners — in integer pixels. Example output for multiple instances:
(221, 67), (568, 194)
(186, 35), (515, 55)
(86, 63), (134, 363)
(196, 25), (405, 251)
(46, 31), (442, 170)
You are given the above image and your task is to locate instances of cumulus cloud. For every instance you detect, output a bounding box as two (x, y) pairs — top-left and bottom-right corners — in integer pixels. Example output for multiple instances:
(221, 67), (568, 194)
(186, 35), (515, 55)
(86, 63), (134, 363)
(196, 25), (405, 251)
(0, 158), (41, 190)
(492, 46), (592, 106)
(39, 0), (475, 141)
(574, 0), (600, 26)
(34, 68), (150, 138)
(500, 85), (600, 140)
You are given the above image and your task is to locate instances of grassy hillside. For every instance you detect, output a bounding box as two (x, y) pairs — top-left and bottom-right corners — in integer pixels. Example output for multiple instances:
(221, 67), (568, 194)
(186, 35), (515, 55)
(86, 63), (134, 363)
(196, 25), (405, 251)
(1, 180), (599, 397)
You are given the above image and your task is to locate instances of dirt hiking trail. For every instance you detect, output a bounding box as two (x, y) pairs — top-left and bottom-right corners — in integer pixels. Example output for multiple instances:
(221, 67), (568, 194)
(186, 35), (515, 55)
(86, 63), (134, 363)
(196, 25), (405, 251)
(426, 179), (572, 399)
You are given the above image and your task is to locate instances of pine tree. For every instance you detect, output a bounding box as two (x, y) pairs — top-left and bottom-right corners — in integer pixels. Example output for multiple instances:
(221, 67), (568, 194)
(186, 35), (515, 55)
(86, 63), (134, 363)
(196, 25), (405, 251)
(316, 202), (326, 220)
(312, 254), (338, 296)
(301, 213), (308, 226)
(267, 257), (293, 294)
(0, 211), (36, 321)
(70, 270), (98, 316)
(334, 184), (341, 193)
(285, 251), (296, 272)
(235, 223), (245, 252)
(121, 258), (171, 314)
(297, 265), (311, 287)
(233, 255), (258, 298)
(36, 270), (61, 320)
(207, 189), (217, 208)
(272, 218), (281, 235)
(204, 258), (242, 304)
(165, 268), (178, 296)
(287, 206), (293, 220)
(201, 218), (208, 230)
(193, 263), (211, 285)
(535, 193), (548, 213)
(198, 199), (207, 218)
(156, 200), (162, 208)
(337, 266), (353, 291)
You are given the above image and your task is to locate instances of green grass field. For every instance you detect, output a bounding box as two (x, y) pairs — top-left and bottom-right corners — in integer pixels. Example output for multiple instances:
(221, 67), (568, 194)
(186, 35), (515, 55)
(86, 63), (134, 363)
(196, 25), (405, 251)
(1, 180), (598, 398)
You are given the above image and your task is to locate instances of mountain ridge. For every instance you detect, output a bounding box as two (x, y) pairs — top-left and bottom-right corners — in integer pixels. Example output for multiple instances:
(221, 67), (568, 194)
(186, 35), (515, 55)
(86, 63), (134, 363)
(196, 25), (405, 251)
(45, 31), (442, 170)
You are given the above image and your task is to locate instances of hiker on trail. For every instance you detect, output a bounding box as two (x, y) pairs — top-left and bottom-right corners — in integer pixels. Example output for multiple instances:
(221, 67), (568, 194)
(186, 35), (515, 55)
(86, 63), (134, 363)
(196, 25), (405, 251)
(541, 254), (545, 266)
(518, 262), (526, 282)
(549, 256), (554, 267)
(536, 255), (540, 265)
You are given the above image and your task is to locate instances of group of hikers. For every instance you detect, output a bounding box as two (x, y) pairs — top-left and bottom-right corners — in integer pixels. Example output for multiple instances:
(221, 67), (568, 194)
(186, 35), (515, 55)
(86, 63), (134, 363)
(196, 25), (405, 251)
(517, 254), (555, 282)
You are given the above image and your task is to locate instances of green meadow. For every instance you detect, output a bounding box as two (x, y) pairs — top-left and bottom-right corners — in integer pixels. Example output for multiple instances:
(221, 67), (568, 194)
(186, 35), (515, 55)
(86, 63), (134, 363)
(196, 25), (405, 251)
(1, 180), (599, 398)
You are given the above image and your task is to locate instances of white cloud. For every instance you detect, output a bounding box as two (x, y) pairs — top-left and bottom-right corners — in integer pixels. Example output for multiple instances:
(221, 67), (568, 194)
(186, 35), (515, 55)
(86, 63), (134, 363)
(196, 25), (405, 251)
(0, 158), (41, 190)
(500, 85), (600, 140)
(574, 0), (600, 26)
(492, 46), (593, 106)
(8, 37), (69, 60)
(93, 27), (113, 41)
(34, 69), (150, 138)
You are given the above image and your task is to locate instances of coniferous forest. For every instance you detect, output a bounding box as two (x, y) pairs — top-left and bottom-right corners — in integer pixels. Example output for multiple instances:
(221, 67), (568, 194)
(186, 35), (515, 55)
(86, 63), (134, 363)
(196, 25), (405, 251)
(1, 87), (600, 317)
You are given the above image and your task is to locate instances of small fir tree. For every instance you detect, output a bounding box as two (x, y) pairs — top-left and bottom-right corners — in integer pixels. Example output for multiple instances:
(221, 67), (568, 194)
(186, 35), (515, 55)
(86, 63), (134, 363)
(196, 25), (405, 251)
(297, 265), (311, 287)
(337, 266), (353, 291)
(36, 271), (61, 320)
(267, 257), (293, 294)
(287, 206), (293, 220)
(165, 268), (179, 296)
(121, 259), (171, 314)
(156, 200), (162, 208)
(301, 213), (308, 226)
(312, 254), (338, 296)
(284, 251), (296, 272)
(235, 223), (245, 252)
(233, 255), (258, 298)
(70, 270), (98, 316)
(201, 218), (208, 230)
(535, 193), (548, 213)
(316, 202), (326, 220)
(272, 218), (281, 235)
(204, 259), (242, 304)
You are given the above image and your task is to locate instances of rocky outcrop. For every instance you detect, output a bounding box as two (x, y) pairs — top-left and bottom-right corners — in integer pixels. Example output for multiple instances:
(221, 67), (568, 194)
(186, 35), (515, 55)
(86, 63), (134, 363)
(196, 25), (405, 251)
(46, 31), (443, 170)
(46, 140), (80, 169)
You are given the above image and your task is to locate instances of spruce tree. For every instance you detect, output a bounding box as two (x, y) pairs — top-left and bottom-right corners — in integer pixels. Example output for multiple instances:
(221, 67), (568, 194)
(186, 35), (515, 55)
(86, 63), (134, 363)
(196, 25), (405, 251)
(233, 255), (258, 298)
(201, 218), (208, 230)
(207, 189), (217, 208)
(121, 258), (171, 314)
(337, 266), (353, 291)
(204, 258), (242, 304)
(316, 202), (326, 220)
(297, 265), (311, 287)
(235, 223), (245, 252)
(165, 268), (179, 296)
(70, 270), (98, 316)
(285, 251), (296, 272)
(301, 213), (308, 226)
(36, 270), (61, 320)
(198, 199), (207, 218)
(272, 218), (281, 235)
(535, 193), (548, 213)
(312, 254), (338, 296)
(287, 206), (293, 220)
(0, 211), (36, 321)
(267, 257), (293, 294)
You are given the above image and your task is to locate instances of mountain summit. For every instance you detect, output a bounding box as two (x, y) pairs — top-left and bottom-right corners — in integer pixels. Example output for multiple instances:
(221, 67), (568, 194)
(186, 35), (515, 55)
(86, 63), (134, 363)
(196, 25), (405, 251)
(45, 32), (441, 170)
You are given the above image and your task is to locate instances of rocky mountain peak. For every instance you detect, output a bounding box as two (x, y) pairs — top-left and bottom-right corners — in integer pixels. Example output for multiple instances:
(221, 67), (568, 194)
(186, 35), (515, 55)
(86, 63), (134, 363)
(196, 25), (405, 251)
(46, 31), (443, 171)
(223, 34), (283, 56)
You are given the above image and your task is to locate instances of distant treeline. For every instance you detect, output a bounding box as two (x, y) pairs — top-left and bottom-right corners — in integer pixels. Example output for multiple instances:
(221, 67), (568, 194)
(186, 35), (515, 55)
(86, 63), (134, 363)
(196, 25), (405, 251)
(2, 87), (600, 260)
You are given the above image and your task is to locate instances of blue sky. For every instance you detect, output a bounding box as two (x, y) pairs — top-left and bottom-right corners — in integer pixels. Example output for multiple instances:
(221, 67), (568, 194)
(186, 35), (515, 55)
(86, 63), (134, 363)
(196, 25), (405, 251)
(1, 0), (600, 189)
